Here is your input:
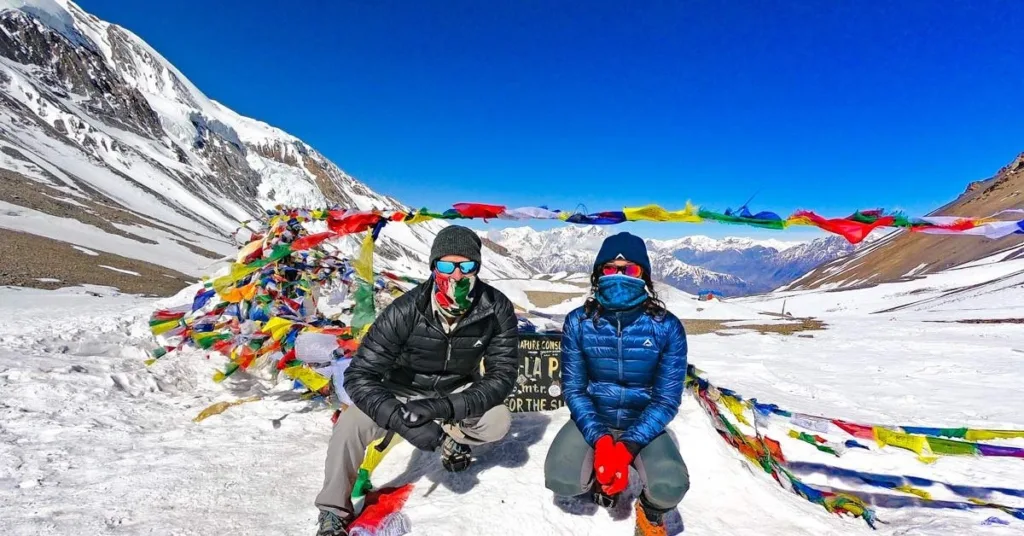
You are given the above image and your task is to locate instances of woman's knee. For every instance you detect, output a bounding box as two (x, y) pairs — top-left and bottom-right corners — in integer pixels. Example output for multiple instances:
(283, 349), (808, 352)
(644, 457), (690, 508)
(545, 469), (589, 497)
(544, 421), (592, 497)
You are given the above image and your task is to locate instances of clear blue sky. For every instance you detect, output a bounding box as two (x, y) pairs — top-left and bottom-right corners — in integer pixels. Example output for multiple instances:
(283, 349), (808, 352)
(80, 0), (1024, 240)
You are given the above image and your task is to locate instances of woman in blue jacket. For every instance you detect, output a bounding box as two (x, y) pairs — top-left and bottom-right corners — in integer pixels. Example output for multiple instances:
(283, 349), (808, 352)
(544, 232), (689, 532)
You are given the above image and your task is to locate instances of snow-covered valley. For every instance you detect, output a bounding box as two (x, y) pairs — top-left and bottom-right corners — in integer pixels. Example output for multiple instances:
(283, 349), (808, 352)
(3, 251), (1023, 535)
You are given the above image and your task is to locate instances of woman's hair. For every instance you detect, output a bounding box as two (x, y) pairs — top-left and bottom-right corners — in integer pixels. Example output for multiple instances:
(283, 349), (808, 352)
(583, 266), (668, 324)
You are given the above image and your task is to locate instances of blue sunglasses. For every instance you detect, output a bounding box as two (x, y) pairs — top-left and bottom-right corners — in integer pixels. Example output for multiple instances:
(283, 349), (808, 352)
(435, 260), (479, 275)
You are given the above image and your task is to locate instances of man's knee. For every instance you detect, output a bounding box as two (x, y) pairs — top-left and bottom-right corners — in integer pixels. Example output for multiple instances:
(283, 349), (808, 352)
(464, 403), (512, 443)
(333, 405), (383, 446)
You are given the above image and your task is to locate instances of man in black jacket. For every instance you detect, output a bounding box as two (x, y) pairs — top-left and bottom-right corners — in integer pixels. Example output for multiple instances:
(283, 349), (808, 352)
(315, 225), (519, 535)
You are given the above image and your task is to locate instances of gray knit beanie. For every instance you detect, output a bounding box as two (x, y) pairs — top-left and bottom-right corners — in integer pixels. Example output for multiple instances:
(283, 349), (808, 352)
(430, 225), (482, 266)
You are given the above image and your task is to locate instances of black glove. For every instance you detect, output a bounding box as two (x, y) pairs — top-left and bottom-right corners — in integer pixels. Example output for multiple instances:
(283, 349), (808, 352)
(401, 398), (455, 427)
(388, 407), (444, 451)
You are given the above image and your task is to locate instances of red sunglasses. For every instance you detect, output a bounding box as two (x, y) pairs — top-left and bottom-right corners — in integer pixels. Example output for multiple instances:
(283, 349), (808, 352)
(601, 263), (643, 278)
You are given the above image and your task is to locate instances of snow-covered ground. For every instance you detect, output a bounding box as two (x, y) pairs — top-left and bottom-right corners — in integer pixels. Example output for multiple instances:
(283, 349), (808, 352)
(741, 246), (1024, 320)
(2, 274), (1023, 536)
(490, 273), (771, 322)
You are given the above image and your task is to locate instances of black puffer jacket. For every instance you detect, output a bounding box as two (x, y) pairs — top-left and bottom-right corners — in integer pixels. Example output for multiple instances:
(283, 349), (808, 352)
(343, 278), (519, 429)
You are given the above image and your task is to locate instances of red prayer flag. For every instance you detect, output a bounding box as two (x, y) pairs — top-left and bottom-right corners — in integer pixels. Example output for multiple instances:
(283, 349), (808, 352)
(915, 218), (979, 232)
(327, 211), (383, 235)
(794, 211), (894, 244)
(832, 419), (875, 439)
(453, 202), (506, 220)
(276, 348), (297, 370)
(291, 232), (333, 251)
(210, 339), (234, 356)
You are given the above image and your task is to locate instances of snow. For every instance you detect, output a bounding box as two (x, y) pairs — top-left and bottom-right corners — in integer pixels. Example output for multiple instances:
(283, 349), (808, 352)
(903, 263), (930, 277)
(487, 275), (775, 322)
(2, 283), (1022, 535)
(0, 0), (82, 46)
(40, 193), (90, 209)
(649, 235), (807, 253)
(251, 151), (328, 210)
(487, 277), (589, 312)
(71, 245), (98, 256)
(742, 250), (1024, 320)
(0, 201), (229, 275)
(98, 264), (140, 276)
(34, 277), (60, 282)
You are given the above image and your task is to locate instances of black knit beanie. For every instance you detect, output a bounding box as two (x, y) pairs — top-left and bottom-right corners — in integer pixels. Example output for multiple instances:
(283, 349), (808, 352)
(429, 225), (482, 266)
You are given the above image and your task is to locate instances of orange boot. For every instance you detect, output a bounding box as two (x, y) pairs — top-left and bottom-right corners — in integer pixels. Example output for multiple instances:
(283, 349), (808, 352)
(634, 497), (668, 536)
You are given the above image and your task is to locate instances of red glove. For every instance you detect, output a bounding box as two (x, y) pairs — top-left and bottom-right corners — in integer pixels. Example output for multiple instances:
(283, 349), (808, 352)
(594, 435), (616, 486)
(593, 435), (634, 493)
(601, 441), (634, 495)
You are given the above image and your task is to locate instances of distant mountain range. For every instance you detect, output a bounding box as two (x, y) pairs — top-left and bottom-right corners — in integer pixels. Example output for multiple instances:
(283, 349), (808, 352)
(483, 226), (880, 296)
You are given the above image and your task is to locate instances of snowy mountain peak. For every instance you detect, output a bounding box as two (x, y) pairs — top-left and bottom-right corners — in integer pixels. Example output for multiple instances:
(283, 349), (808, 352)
(1, 0), (80, 43)
(648, 234), (805, 253)
(0, 0), (534, 292)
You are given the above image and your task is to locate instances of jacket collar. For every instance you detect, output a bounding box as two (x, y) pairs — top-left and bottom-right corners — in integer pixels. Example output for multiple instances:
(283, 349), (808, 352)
(415, 276), (494, 332)
(597, 304), (645, 328)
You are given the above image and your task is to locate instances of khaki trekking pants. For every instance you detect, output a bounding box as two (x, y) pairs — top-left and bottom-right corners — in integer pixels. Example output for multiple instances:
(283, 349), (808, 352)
(315, 391), (512, 520)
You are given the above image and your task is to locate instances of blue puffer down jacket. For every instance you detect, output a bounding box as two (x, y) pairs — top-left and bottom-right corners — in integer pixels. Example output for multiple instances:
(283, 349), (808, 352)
(561, 305), (688, 448)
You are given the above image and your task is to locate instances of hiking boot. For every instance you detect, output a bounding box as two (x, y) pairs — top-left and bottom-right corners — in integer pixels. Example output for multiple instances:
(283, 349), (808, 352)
(440, 435), (472, 472)
(316, 510), (350, 536)
(590, 481), (618, 508)
(634, 495), (669, 536)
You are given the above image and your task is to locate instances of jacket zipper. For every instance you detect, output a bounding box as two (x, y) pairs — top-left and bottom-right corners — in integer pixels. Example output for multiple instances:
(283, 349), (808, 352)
(616, 314), (625, 430)
(425, 313), (453, 390)
(616, 314), (623, 380)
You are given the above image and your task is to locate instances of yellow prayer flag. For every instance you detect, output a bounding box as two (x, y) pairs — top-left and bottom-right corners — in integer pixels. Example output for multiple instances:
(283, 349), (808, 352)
(721, 395), (750, 426)
(359, 433), (404, 473)
(895, 485), (932, 500)
(403, 211), (434, 225)
(964, 429), (1024, 441)
(236, 239), (263, 264)
(283, 365), (330, 392)
(353, 232), (375, 283)
(874, 427), (938, 463)
(262, 317), (295, 341)
(212, 274), (235, 296)
(230, 262), (259, 282)
(150, 319), (181, 336)
(193, 396), (261, 422)
(623, 202), (702, 223)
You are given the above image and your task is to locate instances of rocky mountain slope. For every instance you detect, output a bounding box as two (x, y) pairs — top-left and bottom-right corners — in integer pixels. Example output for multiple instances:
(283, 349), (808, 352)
(786, 154), (1024, 291)
(0, 0), (532, 294)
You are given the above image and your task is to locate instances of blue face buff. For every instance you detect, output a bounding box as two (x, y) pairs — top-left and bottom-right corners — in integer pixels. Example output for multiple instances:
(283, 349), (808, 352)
(595, 274), (648, 311)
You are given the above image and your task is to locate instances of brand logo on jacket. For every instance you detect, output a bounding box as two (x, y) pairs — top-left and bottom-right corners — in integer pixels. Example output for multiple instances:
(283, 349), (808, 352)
(643, 338), (653, 347)
(474, 340), (484, 347)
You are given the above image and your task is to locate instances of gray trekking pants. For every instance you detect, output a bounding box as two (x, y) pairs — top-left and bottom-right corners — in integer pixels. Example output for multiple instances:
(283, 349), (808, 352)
(544, 420), (690, 510)
(315, 393), (512, 520)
